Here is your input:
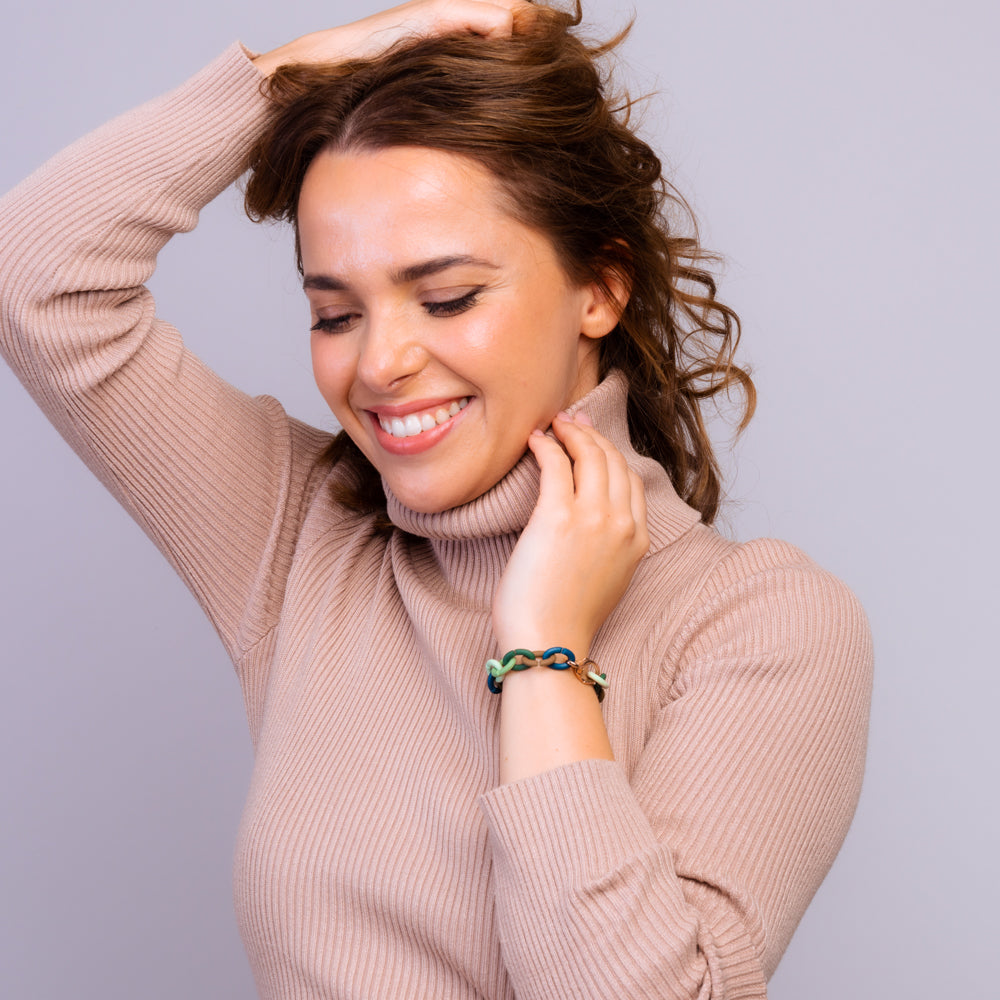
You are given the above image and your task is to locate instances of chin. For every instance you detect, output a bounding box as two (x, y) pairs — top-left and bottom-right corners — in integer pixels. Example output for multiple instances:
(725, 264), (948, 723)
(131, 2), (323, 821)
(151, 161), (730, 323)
(384, 469), (494, 513)
(393, 487), (473, 515)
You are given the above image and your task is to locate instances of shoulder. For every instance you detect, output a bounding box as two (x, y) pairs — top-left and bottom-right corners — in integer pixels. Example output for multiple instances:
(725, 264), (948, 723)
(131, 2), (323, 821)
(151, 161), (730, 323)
(621, 517), (871, 702)
(684, 533), (869, 648)
(663, 528), (872, 704)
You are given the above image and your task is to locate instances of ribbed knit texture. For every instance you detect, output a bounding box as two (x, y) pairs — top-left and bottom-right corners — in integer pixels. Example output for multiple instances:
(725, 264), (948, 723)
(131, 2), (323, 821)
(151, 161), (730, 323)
(0, 46), (873, 1000)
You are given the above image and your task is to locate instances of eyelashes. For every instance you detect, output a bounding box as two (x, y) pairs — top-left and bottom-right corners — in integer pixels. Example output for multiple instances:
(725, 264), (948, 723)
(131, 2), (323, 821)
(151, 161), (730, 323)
(423, 288), (482, 318)
(311, 288), (483, 334)
(311, 313), (358, 334)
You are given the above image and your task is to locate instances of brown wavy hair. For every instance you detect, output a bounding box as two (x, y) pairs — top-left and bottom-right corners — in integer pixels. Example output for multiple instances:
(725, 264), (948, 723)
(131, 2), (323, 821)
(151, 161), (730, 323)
(243, 1), (754, 524)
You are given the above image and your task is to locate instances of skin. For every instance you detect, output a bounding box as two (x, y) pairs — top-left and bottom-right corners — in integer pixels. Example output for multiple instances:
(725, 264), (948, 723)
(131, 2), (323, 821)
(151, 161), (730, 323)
(257, 0), (650, 784)
(299, 145), (611, 514)
(252, 0), (533, 77)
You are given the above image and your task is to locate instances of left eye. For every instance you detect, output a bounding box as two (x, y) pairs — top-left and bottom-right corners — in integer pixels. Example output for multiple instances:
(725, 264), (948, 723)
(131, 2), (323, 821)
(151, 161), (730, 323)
(424, 288), (482, 318)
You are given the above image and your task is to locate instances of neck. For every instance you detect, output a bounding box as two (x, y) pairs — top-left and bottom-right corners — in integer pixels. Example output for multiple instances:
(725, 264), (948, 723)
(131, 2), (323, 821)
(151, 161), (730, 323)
(381, 371), (701, 598)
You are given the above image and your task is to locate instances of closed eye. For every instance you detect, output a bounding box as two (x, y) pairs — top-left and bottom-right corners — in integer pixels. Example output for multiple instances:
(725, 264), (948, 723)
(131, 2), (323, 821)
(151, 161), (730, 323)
(424, 288), (482, 318)
(311, 313), (359, 334)
(311, 287), (483, 332)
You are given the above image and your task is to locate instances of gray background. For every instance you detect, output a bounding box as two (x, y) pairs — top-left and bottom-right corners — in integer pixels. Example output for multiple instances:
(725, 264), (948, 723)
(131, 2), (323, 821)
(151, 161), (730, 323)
(1, 1), (996, 996)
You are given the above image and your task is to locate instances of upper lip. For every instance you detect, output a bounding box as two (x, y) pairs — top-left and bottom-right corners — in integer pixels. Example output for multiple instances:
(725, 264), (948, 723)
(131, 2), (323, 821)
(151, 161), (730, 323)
(364, 396), (471, 419)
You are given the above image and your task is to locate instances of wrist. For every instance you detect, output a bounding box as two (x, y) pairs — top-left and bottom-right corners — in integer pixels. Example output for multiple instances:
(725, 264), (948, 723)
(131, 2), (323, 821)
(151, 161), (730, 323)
(494, 626), (594, 661)
(497, 663), (614, 784)
(251, 25), (363, 78)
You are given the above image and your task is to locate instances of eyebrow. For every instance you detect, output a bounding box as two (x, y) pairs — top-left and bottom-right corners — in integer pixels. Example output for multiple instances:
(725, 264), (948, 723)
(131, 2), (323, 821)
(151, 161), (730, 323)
(302, 255), (499, 292)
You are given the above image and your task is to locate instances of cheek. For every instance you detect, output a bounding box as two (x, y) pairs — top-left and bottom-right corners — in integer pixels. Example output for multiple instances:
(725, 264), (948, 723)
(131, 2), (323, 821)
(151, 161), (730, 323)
(310, 338), (352, 412)
(461, 293), (578, 368)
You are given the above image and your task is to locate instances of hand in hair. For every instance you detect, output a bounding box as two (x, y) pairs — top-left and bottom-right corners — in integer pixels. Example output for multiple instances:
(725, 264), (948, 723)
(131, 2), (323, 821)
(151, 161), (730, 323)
(252, 0), (535, 77)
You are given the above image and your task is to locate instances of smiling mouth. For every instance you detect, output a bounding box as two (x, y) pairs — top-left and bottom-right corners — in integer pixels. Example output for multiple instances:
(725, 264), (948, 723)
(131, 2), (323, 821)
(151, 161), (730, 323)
(376, 397), (470, 438)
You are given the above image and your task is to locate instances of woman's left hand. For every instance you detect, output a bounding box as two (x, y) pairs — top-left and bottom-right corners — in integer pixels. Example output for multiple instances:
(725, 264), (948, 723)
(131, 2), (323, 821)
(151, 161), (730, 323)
(492, 410), (649, 659)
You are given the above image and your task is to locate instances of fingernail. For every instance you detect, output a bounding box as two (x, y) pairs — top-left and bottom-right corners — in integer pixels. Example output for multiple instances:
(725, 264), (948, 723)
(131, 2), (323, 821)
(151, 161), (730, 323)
(555, 410), (571, 421)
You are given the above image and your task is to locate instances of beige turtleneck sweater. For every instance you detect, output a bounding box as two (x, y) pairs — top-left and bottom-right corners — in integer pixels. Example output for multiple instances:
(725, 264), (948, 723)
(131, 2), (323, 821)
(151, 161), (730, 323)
(0, 44), (872, 1000)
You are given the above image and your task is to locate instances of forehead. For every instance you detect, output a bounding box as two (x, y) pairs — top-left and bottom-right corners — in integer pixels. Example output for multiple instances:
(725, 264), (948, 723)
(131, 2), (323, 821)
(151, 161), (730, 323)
(296, 145), (548, 274)
(300, 147), (502, 234)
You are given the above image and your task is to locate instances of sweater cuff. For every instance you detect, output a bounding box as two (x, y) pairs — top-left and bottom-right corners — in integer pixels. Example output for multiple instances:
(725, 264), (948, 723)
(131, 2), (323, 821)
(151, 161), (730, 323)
(479, 759), (768, 999)
(20, 41), (273, 219)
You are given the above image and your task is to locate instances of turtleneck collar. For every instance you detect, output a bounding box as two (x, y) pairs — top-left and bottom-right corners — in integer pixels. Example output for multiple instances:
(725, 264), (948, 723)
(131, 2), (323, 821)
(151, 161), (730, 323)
(384, 371), (702, 553)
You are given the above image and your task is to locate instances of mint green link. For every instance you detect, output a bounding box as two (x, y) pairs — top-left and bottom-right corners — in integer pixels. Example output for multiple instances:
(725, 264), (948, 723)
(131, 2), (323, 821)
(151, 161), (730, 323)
(489, 658), (517, 679)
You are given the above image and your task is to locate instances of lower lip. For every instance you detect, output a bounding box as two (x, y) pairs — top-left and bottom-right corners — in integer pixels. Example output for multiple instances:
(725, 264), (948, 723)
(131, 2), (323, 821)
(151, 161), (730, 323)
(368, 401), (472, 456)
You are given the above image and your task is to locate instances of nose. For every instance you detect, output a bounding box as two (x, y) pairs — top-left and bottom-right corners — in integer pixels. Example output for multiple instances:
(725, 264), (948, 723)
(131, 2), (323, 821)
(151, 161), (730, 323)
(355, 312), (428, 392)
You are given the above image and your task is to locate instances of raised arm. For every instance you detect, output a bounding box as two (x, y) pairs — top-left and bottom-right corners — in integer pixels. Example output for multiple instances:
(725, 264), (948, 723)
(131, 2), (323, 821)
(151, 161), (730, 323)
(0, 45), (328, 661)
(0, 1), (532, 661)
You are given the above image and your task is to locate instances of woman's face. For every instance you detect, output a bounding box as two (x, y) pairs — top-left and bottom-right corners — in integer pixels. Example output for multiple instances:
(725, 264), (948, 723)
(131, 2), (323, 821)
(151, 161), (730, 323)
(298, 145), (617, 513)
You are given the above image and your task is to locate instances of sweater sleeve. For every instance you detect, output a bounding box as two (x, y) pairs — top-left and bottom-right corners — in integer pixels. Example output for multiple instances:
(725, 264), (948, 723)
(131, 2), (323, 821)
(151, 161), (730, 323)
(479, 540), (873, 999)
(0, 45), (333, 661)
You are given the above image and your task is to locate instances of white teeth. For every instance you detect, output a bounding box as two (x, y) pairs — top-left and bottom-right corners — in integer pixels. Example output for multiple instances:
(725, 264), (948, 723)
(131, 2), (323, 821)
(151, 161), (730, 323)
(379, 397), (470, 438)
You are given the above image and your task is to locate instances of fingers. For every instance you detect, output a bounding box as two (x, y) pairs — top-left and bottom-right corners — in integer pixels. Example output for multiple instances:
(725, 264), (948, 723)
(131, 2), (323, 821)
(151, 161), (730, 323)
(552, 411), (627, 501)
(254, 0), (535, 76)
(396, 0), (532, 42)
(526, 427), (575, 503)
(553, 411), (610, 501)
(460, 0), (532, 38)
(543, 410), (649, 555)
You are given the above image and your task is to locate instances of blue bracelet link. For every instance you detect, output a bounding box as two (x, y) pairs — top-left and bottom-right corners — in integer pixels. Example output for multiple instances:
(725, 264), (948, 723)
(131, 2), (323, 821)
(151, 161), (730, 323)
(485, 647), (608, 701)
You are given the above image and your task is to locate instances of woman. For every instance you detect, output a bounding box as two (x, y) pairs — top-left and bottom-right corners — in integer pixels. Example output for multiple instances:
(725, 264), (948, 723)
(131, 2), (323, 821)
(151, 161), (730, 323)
(0, 1), (872, 997)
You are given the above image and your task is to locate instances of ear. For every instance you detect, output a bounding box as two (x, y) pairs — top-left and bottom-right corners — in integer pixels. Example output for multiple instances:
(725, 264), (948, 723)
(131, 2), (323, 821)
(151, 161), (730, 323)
(579, 264), (631, 341)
